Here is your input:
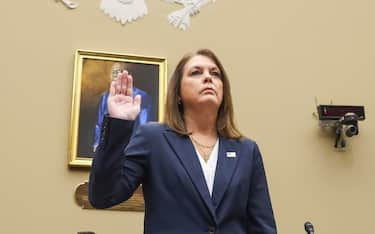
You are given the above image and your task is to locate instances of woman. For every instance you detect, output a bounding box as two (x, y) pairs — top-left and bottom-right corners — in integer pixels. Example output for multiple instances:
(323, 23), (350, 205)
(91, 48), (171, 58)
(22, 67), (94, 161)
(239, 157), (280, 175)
(89, 49), (277, 234)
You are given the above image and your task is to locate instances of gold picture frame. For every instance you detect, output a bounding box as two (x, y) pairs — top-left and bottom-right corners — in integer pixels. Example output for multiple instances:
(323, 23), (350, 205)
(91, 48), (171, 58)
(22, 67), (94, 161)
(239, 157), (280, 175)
(68, 49), (167, 167)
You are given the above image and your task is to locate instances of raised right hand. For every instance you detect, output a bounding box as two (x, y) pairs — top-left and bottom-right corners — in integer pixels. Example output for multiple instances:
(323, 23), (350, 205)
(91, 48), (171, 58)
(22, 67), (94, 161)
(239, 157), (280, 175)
(107, 70), (141, 120)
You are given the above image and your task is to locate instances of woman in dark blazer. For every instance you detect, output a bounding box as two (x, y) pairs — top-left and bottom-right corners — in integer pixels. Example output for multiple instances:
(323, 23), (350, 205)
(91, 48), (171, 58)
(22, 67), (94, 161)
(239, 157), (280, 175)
(89, 49), (277, 234)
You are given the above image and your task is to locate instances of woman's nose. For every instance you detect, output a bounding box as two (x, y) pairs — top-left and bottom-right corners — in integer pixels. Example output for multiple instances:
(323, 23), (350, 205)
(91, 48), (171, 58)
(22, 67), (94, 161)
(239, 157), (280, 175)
(203, 71), (213, 83)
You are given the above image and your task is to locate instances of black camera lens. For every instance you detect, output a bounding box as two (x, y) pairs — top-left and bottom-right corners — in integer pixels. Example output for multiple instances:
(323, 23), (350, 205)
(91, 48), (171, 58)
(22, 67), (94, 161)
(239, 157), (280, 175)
(345, 125), (358, 137)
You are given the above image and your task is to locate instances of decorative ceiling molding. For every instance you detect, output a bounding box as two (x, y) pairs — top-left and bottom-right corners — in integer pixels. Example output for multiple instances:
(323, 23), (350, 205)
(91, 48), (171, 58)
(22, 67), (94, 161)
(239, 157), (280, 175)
(56, 0), (216, 30)
(58, 0), (78, 9)
(166, 0), (215, 30)
(100, 0), (148, 24)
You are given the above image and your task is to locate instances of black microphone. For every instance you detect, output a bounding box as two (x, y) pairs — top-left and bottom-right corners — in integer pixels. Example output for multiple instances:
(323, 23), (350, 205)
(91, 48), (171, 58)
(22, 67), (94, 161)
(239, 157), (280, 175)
(304, 221), (314, 234)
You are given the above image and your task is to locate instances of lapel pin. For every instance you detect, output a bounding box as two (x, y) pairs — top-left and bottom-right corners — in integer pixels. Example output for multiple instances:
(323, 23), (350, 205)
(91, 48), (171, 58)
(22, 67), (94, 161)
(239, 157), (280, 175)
(226, 152), (237, 158)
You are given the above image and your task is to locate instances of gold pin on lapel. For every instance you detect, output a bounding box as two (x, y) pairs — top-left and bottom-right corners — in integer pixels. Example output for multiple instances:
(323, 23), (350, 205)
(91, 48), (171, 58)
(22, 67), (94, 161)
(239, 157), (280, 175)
(226, 152), (237, 158)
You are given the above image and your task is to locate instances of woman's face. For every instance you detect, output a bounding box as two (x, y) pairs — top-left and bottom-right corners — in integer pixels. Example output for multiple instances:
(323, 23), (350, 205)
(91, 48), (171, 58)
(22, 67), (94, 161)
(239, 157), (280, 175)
(180, 55), (223, 110)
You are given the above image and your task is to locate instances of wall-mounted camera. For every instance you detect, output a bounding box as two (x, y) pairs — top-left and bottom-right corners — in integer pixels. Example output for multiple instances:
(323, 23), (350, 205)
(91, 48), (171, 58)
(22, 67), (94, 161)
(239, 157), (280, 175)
(317, 105), (365, 148)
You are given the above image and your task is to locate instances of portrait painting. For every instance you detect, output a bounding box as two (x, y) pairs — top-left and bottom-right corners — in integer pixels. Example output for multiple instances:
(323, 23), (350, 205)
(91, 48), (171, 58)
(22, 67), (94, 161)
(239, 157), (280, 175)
(68, 50), (167, 167)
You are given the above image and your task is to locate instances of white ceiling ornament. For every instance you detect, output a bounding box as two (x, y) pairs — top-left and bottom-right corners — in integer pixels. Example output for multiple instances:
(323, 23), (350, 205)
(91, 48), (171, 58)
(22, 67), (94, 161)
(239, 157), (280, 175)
(165, 0), (216, 30)
(58, 0), (78, 9)
(100, 0), (148, 24)
(56, 0), (216, 29)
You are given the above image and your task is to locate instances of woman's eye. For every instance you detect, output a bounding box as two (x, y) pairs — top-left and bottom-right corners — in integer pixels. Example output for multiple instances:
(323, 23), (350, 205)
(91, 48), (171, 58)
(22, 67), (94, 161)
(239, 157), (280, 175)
(211, 71), (222, 78)
(190, 70), (201, 76)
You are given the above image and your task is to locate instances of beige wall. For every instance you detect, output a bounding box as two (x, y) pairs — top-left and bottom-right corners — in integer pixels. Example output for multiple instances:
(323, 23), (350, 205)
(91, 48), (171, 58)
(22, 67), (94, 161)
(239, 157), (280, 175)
(1, 1), (374, 233)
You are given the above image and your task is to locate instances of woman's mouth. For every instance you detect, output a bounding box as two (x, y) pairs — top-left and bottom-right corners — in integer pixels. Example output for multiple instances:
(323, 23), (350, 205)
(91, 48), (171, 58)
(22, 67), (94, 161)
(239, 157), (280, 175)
(201, 87), (216, 95)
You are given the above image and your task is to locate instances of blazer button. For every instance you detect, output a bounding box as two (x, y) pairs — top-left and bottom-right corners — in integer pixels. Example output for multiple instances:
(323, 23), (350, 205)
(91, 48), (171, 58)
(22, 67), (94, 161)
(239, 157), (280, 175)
(208, 226), (215, 234)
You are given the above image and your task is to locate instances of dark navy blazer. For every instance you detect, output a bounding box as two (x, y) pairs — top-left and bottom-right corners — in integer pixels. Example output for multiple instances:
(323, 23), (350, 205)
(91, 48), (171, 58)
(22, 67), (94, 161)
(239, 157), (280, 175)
(89, 117), (277, 234)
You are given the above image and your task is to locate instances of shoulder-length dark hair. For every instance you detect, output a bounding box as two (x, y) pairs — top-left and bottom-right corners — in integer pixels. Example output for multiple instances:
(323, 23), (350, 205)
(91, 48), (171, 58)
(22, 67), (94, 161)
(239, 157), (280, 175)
(164, 49), (242, 139)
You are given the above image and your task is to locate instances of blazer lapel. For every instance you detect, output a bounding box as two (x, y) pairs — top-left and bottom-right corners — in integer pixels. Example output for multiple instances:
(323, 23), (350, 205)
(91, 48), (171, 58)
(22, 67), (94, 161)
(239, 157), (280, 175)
(163, 130), (216, 221)
(212, 137), (240, 208)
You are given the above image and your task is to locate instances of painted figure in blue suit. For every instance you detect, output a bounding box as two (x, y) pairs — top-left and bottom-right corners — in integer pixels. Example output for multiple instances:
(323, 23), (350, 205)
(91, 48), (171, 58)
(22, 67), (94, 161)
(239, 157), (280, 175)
(93, 62), (153, 152)
(89, 49), (277, 233)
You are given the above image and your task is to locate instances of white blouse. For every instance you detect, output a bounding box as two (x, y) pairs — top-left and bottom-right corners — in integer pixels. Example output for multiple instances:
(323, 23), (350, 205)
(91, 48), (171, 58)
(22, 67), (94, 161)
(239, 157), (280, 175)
(194, 139), (219, 197)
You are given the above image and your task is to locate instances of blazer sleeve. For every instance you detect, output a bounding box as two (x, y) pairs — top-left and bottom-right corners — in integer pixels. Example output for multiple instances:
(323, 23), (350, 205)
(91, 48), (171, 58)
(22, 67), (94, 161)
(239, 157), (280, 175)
(88, 116), (150, 209)
(92, 93), (108, 152)
(247, 143), (277, 233)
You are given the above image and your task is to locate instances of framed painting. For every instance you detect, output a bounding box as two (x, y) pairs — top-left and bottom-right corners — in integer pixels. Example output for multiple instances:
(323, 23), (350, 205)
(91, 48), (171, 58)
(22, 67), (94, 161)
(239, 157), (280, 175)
(68, 49), (167, 167)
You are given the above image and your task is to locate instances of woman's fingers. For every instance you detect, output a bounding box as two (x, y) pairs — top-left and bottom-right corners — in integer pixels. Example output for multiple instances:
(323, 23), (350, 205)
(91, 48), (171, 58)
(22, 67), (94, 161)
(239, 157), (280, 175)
(120, 71), (128, 95)
(109, 80), (116, 96)
(126, 74), (133, 97)
(114, 70), (128, 95)
(111, 70), (135, 98)
(115, 72), (123, 95)
(133, 94), (142, 107)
